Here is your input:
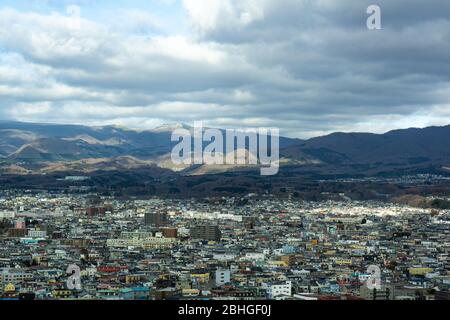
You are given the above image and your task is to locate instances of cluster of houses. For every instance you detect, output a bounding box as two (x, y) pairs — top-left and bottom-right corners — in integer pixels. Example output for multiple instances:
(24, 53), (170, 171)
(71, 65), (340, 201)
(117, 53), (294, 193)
(0, 191), (449, 300)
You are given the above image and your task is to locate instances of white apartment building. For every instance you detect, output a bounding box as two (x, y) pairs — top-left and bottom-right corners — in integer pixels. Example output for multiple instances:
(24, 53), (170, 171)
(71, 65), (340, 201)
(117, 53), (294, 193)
(266, 281), (292, 299)
(27, 229), (47, 238)
(0, 211), (15, 219)
(215, 269), (231, 286)
(106, 237), (176, 249)
(0, 269), (33, 284)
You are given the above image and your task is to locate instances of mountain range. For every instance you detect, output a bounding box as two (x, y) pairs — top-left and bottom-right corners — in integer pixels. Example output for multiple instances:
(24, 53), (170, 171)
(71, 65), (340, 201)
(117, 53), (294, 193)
(1, 120), (450, 176)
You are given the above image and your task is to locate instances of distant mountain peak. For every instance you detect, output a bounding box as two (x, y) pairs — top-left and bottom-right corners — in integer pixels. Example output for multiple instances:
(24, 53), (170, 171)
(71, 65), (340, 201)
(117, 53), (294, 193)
(1, 120), (450, 176)
(151, 123), (192, 133)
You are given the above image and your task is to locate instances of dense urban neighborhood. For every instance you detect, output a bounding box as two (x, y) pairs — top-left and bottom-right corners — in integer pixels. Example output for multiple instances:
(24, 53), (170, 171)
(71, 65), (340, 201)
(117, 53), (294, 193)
(0, 188), (449, 300)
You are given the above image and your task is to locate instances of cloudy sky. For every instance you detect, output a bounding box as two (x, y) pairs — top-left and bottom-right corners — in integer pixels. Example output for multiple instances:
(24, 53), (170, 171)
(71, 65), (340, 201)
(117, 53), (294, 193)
(0, 0), (449, 138)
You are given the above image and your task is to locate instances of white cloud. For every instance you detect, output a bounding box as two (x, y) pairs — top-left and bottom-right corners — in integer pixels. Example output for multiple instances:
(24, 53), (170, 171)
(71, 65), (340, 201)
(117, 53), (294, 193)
(182, 0), (266, 36)
(0, 1), (450, 138)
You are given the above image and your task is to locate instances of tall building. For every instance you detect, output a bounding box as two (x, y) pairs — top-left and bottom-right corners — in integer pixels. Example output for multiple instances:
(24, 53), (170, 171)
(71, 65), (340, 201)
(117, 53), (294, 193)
(360, 285), (394, 300)
(86, 207), (107, 217)
(190, 225), (221, 241)
(15, 218), (26, 229)
(161, 227), (178, 238)
(144, 212), (168, 227)
(215, 269), (231, 286)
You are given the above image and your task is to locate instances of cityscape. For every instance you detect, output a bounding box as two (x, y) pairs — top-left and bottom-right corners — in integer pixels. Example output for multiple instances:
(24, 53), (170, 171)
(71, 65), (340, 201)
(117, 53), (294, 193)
(0, 182), (448, 300)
